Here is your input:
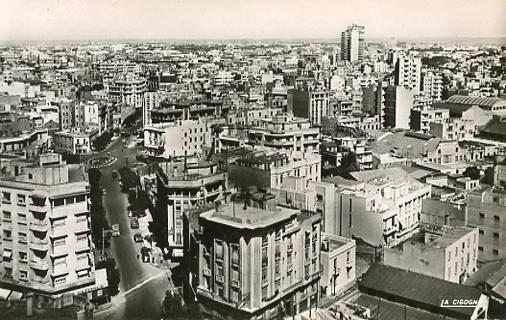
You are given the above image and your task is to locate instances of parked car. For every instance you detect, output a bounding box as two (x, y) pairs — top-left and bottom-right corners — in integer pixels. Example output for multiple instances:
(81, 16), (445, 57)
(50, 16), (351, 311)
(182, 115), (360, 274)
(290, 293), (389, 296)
(133, 233), (143, 243)
(130, 217), (139, 229)
(112, 224), (120, 237)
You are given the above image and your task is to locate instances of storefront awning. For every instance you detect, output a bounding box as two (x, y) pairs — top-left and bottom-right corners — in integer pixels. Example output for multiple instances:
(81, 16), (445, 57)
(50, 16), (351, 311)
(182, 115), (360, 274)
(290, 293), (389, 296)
(0, 288), (11, 300)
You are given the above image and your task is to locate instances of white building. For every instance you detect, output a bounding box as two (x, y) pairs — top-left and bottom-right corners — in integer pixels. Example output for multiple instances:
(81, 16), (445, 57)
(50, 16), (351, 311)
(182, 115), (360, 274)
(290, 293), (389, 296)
(144, 120), (211, 159)
(384, 85), (414, 129)
(394, 55), (421, 93)
(320, 234), (356, 296)
(384, 226), (479, 284)
(340, 24), (365, 63)
(0, 154), (95, 304)
(143, 91), (159, 127)
(108, 73), (146, 108)
(53, 128), (98, 154)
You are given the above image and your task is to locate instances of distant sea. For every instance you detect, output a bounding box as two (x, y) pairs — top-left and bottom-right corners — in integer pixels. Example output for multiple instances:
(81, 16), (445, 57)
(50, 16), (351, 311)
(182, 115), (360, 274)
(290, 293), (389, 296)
(0, 37), (505, 47)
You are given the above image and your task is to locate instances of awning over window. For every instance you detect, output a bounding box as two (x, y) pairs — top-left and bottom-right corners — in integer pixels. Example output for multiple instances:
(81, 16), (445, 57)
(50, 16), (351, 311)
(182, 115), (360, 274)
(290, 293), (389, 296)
(2, 251), (12, 259)
(8, 291), (23, 301)
(0, 288), (11, 300)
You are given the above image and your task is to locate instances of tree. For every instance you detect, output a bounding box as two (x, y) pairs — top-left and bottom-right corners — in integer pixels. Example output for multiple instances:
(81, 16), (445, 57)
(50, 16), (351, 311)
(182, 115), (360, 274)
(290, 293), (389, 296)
(160, 290), (185, 319)
(463, 166), (481, 180)
(340, 152), (359, 173)
(96, 258), (120, 296)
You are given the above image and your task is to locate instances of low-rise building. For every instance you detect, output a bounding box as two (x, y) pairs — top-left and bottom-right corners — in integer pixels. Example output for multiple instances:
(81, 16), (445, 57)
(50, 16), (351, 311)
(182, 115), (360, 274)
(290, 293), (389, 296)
(53, 128), (99, 154)
(229, 150), (321, 190)
(144, 119), (211, 159)
(328, 167), (431, 247)
(320, 234), (356, 296)
(429, 117), (474, 141)
(410, 107), (450, 134)
(384, 226), (479, 284)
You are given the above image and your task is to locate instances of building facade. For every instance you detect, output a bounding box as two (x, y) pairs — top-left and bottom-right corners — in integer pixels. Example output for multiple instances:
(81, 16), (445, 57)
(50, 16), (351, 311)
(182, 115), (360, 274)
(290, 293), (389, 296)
(0, 154), (94, 305)
(184, 197), (322, 320)
(384, 226), (479, 284)
(320, 234), (356, 296)
(340, 24), (365, 63)
(467, 188), (506, 261)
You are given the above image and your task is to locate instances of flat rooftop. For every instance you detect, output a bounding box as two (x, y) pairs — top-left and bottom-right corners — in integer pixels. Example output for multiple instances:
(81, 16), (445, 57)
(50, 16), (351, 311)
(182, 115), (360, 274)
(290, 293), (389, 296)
(200, 203), (298, 230)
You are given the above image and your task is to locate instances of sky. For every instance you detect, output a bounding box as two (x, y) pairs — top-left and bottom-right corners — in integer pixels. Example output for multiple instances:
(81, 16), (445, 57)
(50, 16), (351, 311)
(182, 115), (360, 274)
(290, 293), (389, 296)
(1, 0), (505, 41)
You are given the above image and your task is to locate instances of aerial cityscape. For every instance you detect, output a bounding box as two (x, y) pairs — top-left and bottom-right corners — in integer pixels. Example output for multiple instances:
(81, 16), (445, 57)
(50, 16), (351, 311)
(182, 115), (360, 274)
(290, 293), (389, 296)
(0, 1), (505, 319)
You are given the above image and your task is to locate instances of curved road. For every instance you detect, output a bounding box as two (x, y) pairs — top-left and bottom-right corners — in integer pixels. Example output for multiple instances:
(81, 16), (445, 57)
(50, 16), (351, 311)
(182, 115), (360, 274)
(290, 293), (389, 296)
(94, 137), (170, 320)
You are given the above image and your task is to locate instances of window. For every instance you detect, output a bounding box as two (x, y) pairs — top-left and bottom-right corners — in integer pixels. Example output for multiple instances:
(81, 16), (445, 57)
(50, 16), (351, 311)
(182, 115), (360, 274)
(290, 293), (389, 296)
(76, 234), (88, 242)
(478, 246), (483, 252)
(479, 213), (485, 219)
(3, 211), (11, 220)
(17, 194), (26, 205)
(53, 237), (66, 247)
(479, 229), (484, 235)
(19, 270), (28, 281)
(76, 195), (86, 203)
(493, 232), (500, 239)
(54, 276), (67, 285)
(494, 215), (500, 222)
(53, 198), (64, 207)
(18, 213), (26, 223)
(3, 230), (12, 240)
(52, 218), (66, 228)
(18, 232), (27, 244)
(231, 245), (239, 265)
(493, 249), (499, 256)
(19, 251), (28, 262)
(215, 241), (224, 260)
(2, 192), (11, 203)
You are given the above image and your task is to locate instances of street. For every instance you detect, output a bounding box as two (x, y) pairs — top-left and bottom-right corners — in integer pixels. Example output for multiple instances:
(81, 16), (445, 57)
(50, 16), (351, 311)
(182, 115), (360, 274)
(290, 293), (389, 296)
(94, 136), (171, 320)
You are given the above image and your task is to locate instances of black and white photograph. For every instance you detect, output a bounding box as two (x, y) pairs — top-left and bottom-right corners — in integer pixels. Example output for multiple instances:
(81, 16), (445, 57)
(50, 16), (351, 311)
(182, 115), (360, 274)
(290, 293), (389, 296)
(0, 0), (505, 319)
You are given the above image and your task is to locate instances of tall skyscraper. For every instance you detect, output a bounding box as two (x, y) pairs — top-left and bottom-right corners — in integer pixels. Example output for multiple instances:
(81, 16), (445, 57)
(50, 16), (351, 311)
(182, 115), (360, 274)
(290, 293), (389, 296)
(340, 24), (365, 63)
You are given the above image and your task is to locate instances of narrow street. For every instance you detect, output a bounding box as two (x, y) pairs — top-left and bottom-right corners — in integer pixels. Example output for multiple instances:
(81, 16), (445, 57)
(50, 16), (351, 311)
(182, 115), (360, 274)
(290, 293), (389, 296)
(94, 137), (171, 320)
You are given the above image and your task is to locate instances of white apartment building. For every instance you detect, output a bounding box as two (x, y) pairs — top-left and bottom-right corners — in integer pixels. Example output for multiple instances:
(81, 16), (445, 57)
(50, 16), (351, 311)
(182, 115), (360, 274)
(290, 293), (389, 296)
(248, 113), (320, 157)
(340, 24), (365, 63)
(144, 119), (211, 159)
(53, 128), (99, 154)
(229, 150), (321, 190)
(429, 117), (474, 141)
(108, 73), (146, 108)
(394, 55), (421, 93)
(410, 107), (450, 134)
(320, 234), (356, 296)
(81, 101), (100, 127)
(384, 85), (414, 129)
(0, 154), (95, 304)
(421, 71), (443, 102)
(143, 91), (160, 127)
(384, 226), (479, 284)
(332, 167), (431, 248)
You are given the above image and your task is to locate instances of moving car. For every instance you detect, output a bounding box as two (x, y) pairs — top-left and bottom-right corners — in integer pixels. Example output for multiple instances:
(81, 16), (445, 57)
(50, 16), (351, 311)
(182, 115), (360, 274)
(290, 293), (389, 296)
(133, 233), (143, 243)
(130, 217), (139, 229)
(112, 224), (120, 237)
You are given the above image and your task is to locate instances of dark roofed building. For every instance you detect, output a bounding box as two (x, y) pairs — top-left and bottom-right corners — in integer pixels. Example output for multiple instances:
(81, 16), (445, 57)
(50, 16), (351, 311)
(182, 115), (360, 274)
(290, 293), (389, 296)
(446, 96), (506, 112)
(479, 115), (506, 142)
(359, 264), (488, 320)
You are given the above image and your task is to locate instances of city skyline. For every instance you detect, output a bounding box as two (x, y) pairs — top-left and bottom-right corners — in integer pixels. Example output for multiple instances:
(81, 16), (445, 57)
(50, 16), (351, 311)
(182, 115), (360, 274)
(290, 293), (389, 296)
(1, 0), (505, 41)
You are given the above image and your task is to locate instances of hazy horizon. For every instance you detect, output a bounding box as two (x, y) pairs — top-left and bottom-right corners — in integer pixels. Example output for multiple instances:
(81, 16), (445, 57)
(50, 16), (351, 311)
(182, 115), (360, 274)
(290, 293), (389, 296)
(1, 0), (505, 42)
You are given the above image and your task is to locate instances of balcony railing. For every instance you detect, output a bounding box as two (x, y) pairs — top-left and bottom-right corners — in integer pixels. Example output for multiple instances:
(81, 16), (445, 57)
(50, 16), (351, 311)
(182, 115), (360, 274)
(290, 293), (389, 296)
(30, 259), (50, 271)
(31, 239), (49, 251)
(30, 221), (49, 232)
(216, 275), (224, 283)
